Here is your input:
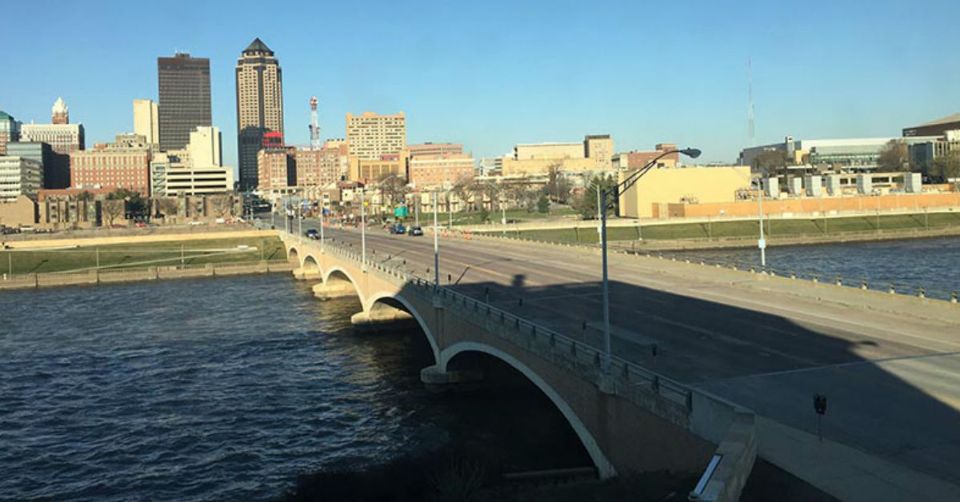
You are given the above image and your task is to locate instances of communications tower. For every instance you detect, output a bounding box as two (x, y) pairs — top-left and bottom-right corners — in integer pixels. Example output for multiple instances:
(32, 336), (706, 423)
(309, 96), (321, 149)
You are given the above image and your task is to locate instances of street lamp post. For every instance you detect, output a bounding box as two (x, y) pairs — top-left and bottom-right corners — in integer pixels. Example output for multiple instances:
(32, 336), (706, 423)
(360, 188), (367, 271)
(433, 191), (440, 288)
(320, 199), (325, 253)
(599, 148), (701, 372)
(758, 179), (766, 267)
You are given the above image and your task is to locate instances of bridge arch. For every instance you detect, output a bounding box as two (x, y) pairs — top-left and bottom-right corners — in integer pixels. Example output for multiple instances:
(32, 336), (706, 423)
(287, 247), (300, 265)
(323, 266), (362, 300)
(365, 291), (439, 364)
(440, 341), (616, 479)
(302, 254), (321, 276)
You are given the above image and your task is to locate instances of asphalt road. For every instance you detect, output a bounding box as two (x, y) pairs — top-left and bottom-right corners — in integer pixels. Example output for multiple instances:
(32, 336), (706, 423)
(298, 220), (960, 490)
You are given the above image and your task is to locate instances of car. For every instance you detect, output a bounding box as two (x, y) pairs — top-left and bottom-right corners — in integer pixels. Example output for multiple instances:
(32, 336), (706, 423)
(305, 228), (320, 240)
(408, 225), (423, 236)
(389, 223), (406, 235)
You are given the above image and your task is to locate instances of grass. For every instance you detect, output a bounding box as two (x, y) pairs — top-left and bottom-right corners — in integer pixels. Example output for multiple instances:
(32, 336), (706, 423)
(449, 207), (578, 226)
(0, 236), (286, 275)
(482, 212), (960, 244)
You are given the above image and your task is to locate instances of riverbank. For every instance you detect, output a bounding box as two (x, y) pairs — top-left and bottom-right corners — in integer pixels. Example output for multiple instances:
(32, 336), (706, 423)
(0, 260), (294, 290)
(472, 211), (960, 251)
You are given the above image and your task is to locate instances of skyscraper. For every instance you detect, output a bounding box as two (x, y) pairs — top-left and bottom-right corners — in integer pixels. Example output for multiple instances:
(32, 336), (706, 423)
(133, 99), (159, 147)
(157, 53), (211, 152)
(236, 38), (284, 190)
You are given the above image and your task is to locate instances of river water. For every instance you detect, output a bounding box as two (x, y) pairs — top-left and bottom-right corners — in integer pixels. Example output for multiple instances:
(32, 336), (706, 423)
(0, 275), (585, 501)
(664, 235), (960, 300)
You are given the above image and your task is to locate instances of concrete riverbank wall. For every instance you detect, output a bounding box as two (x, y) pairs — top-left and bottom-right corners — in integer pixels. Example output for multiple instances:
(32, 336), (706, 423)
(0, 261), (294, 291)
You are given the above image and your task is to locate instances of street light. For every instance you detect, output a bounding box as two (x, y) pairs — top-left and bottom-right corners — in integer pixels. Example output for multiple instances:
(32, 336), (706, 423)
(360, 187), (367, 271)
(433, 191), (440, 288)
(599, 147), (701, 372)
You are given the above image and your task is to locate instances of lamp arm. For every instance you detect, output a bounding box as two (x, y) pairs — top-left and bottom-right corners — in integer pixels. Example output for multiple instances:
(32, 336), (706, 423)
(601, 149), (682, 209)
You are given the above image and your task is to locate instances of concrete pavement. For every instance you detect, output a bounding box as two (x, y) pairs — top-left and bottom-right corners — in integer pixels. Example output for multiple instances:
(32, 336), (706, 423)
(301, 221), (960, 501)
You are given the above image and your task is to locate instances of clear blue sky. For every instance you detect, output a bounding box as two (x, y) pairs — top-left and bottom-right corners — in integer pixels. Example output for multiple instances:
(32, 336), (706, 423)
(2, 0), (958, 167)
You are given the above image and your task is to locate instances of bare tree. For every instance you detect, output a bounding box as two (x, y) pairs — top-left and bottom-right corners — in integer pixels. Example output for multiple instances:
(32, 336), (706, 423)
(932, 151), (960, 183)
(877, 140), (911, 172)
(377, 172), (409, 208)
(102, 200), (125, 226)
(210, 195), (235, 218)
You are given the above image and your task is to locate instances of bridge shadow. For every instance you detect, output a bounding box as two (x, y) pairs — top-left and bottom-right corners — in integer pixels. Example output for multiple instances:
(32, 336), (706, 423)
(425, 276), (960, 499)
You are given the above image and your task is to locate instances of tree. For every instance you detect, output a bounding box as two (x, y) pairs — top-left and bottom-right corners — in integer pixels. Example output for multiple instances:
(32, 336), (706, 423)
(931, 151), (960, 183)
(106, 188), (146, 221)
(101, 199), (125, 226)
(572, 175), (617, 220)
(377, 173), (409, 210)
(544, 165), (572, 203)
(537, 194), (550, 214)
(752, 150), (791, 176)
(877, 140), (911, 172)
(155, 197), (179, 219)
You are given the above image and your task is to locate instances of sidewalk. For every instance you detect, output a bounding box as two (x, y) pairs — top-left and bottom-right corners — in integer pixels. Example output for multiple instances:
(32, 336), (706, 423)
(756, 417), (960, 502)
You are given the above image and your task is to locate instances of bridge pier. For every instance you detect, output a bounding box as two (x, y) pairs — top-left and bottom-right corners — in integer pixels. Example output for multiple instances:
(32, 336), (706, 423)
(313, 282), (356, 300)
(291, 267), (321, 281)
(419, 364), (484, 390)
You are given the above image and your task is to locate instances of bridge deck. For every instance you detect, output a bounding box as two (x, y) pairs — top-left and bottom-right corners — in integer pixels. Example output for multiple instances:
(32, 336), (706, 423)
(295, 223), (960, 500)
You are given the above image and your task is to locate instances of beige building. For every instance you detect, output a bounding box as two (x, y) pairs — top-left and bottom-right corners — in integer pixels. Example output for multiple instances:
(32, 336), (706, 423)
(257, 147), (295, 190)
(70, 135), (152, 196)
(408, 142), (463, 158)
(0, 156), (43, 202)
(613, 144), (680, 170)
(408, 154), (475, 189)
(236, 38), (284, 190)
(618, 165), (751, 218)
(504, 134), (614, 176)
(20, 98), (85, 155)
(351, 157), (405, 183)
(295, 146), (347, 187)
(150, 126), (232, 197)
(133, 99), (159, 147)
(346, 112), (406, 160)
(0, 195), (38, 228)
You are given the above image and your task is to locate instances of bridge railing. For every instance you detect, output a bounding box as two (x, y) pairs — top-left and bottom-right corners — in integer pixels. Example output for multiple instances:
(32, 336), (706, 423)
(285, 232), (694, 413)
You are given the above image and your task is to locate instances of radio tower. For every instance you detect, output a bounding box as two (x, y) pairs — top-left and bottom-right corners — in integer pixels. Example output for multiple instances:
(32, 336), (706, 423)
(309, 96), (321, 150)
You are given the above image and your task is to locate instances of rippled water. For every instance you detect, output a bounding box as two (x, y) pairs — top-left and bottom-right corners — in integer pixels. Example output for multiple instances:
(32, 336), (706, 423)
(667, 236), (960, 299)
(0, 276), (450, 501)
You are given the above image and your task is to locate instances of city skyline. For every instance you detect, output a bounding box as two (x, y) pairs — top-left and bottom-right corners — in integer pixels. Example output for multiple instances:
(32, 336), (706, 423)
(2, 0), (959, 170)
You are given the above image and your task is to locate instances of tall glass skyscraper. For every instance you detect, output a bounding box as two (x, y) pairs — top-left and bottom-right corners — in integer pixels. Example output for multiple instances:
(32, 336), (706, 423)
(158, 53), (211, 152)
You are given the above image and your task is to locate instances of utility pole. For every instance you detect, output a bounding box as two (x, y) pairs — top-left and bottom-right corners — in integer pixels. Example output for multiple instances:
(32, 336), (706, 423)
(434, 191), (440, 288)
(320, 201), (325, 252)
(596, 182), (602, 246)
(758, 177), (767, 267)
(600, 188), (611, 372)
(360, 188), (367, 271)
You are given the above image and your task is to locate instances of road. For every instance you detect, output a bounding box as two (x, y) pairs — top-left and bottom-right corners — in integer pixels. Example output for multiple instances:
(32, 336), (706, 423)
(297, 219), (960, 500)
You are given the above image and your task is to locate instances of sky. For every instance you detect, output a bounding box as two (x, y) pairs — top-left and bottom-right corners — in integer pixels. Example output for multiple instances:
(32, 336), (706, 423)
(2, 0), (959, 168)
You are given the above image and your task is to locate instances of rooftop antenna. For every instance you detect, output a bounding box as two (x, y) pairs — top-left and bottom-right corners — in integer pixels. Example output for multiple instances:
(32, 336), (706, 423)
(309, 96), (321, 149)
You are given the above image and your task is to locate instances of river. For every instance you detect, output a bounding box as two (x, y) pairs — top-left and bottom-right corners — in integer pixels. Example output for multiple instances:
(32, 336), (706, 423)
(664, 235), (960, 300)
(0, 275), (585, 501)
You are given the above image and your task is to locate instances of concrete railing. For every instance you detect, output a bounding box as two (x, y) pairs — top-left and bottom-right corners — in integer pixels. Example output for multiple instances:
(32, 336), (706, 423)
(287, 232), (758, 501)
(0, 260), (293, 290)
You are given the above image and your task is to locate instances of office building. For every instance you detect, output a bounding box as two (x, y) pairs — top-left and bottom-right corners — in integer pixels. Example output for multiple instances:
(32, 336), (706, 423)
(19, 98), (85, 155)
(613, 143), (678, 170)
(346, 112), (406, 160)
(158, 53), (212, 151)
(294, 146), (348, 187)
(5, 141), (70, 189)
(352, 157), (405, 183)
(133, 99), (160, 147)
(70, 134), (152, 195)
(408, 142), (463, 158)
(408, 154), (475, 189)
(584, 135), (614, 169)
(0, 156), (43, 202)
(236, 38), (284, 190)
(909, 129), (960, 176)
(257, 147), (295, 190)
(150, 126), (232, 197)
(618, 165), (751, 219)
(903, 113), (960, 138)
(0, 110), (19, 155)
(501, 134), (614, 176)
(738, 136), (939, 172)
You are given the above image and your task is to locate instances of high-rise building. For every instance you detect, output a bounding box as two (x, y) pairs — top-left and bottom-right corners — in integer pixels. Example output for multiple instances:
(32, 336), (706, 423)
(187, 126), (223, 167)
(133, 99), (159, 147)
(346, 112), (406, 160)
(236, 38), (284, 190)
(0, 110), (20, 155)
(5, 142), (70, 189)
(0, 156), (43, 202)
(158, 53), (212, 151)
(51, 97), (69, 125)
(294, 146), (348, 187)
(70, 134), (152, 196)
(257, 147), (295, 190)
(408, 154), (475, 189)
(19, 98), (85, 156)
